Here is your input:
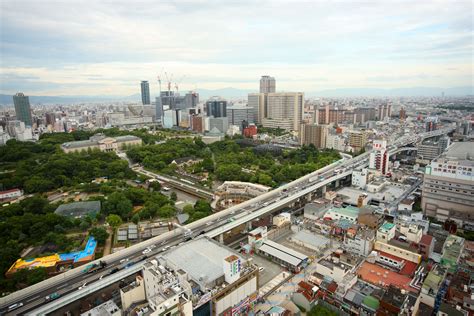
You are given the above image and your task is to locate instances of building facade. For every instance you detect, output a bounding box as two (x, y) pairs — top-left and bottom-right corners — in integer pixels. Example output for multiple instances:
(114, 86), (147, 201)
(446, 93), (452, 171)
(61, 134), (142, 153)
(369, 138), (389, 175)
(300, 124), (328, 148)
(262, 92), (304, 131)
(422, 142), (474, 226)
(260, 75), (276, 93)
(140, 81), (151, 105)
(13, 92), (33, 126)
(206, 98), (227, 118)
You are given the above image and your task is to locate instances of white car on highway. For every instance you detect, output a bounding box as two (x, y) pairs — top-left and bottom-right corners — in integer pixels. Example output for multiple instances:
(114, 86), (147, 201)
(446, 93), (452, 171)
(142, 248), (152, 255)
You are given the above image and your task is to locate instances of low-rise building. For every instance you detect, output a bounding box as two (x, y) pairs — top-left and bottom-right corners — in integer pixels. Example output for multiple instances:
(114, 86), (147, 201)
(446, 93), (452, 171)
(0, 188), (23, 201)
(323, 206), (359, 223)
(61, 134), (142, 153)
(80, 299), (121, 316)
(343, 227), (375, 256)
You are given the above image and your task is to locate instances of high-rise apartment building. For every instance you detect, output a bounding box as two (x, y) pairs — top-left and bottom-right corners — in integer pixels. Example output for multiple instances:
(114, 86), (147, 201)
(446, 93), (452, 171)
(425, 116), (438, 132)
(369, 138), (389, 174)
(377, 104), (391, 121)
(355, 107), (377, 123)
(260, 75), (275, 93)
(206, 98), (227, 117)
(349, 131), (368, 153)
(13, 92), (33, 126)
(422, 142), (474, 225)
(399, 107), (407, 121)
(262, 92), (304, 131)
(300, 124), (328, 148)
(140, 81), (151, 105)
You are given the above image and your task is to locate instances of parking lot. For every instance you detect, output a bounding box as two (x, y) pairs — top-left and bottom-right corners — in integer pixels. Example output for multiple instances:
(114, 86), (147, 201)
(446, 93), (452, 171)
(242, 253), (284, 286)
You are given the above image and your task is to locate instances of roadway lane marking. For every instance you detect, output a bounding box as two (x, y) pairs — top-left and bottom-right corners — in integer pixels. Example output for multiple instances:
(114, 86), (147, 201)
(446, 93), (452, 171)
(57, 283), (68, 289)
(27, 295), (40, 302)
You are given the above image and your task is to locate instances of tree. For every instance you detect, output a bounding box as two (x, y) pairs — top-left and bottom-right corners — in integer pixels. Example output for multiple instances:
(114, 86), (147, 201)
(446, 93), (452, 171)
(102, 192), (133, 219)
(149, 181), (161, 191)
(106, 214), (123, 230)
(158, 205), (176, 218)
(79, 220), (91, 231)
(132, 213), (140, 224)
(170, 192), (177, 202)
(89, 227), (109, 245)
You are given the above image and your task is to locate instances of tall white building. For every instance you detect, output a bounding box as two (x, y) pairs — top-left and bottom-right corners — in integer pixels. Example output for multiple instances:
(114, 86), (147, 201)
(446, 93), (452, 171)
(262, 92), (304, 131)
(369, 138), (389, 175)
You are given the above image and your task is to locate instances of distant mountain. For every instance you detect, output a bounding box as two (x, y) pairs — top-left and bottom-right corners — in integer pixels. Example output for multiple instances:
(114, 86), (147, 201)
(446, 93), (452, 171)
(0, 93), (140, 105)
(310, 86), (474, 97)
(1, 86), (471, 105)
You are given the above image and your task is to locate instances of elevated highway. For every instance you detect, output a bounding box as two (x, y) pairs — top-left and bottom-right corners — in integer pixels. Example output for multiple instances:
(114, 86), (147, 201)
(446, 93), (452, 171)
(0, 126), (455, 315)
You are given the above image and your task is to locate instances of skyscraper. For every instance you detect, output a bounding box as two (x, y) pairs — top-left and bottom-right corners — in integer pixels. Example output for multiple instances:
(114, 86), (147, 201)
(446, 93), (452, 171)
(141, 81), (151, 105)
(205, 98), (227, 117)
(13, 92), (33, 126)
(155, 97), (163, 122)
(260, 75), (276, 93)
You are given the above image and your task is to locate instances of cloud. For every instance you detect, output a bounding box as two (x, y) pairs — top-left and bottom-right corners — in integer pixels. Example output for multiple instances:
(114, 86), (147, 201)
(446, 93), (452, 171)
(0, 0), (472, 95)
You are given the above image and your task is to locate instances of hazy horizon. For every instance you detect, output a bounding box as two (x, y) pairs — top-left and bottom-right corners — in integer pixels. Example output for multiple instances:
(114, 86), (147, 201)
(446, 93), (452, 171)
(1, 0), (473, 96)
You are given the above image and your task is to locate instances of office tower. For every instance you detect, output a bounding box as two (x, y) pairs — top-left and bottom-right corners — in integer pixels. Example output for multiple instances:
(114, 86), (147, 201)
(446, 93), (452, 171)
(399, 107), (407, 121)
(377, 104), (391, 121)
(422, 142), (474, 224)
(349, 131), (368, 153)
(369, 138), (389, 174)
(205, 98), (227, 117)
(191, 115), (204, 133)
(155, 97), (163, 122)
(13, 92), (33, 126)
(140, 81), (151, 105)
(248, 93), (266, 124)
(262, 92), (304, 131)
(260, 75), (275, 93)
(226, 105), (257, 125)
(300, 124), (328, 148)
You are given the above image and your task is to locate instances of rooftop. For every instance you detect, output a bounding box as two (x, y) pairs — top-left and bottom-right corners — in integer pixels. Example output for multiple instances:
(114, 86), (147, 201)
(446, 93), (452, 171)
(290, 230), (330, 249)
(442, 141), (474, 160)
(259, 240), (308, 267)
(379, 222), (395, 232)
(357, 261), (415, 293)
(159, 237), (243, 287)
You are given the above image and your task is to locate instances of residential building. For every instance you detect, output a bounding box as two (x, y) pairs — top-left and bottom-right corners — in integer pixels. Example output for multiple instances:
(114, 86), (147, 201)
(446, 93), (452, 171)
(262, 92), (304, 131)
(206, 98), (227, 118)
(425, 116), (439, 132)
(369, 138), (389, 175)
(120, 275), (146, 310)
(422, 142), (474, 225)
(343, 228), (375, 256)
(377, 104), (391, 121)
(325, 132), (345, 151)
(142, 260), (193, 315)
(61, 133), (142, 153)
(140, 81), (151, 105)
(260, 75), (276, 93)
(399, 107), (407, 121)
(299, 124), (328, 148)
(352, 168), (368, 189)
(13, 92), (33, 126)
(191, 115), (204, 133)
(349, 131), (367, 153)
(355, 107), (376, 123)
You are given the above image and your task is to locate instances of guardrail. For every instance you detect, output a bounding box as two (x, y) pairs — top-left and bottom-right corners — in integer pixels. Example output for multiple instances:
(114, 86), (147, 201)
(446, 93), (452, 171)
(29, 264), (143, 316)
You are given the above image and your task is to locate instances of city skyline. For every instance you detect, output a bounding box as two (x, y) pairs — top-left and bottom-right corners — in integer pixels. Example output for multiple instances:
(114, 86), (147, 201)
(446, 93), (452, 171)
(1, 0), (473, 96)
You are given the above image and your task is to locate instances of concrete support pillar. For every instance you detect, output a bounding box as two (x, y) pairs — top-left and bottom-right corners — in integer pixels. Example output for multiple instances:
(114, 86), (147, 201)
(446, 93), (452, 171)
(219, 233), (224, 244)
(321, 185), (327, 195)
(335, 179), (340, 188)
(246, 221), (252, 231)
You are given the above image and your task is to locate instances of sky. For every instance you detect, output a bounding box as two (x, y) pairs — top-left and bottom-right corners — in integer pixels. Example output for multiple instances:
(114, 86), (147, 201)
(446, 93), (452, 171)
(0, 0), (473, 96)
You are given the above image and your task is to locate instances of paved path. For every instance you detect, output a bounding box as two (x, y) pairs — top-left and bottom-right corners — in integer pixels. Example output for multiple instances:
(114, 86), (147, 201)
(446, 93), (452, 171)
(102, 227), (113, 256)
